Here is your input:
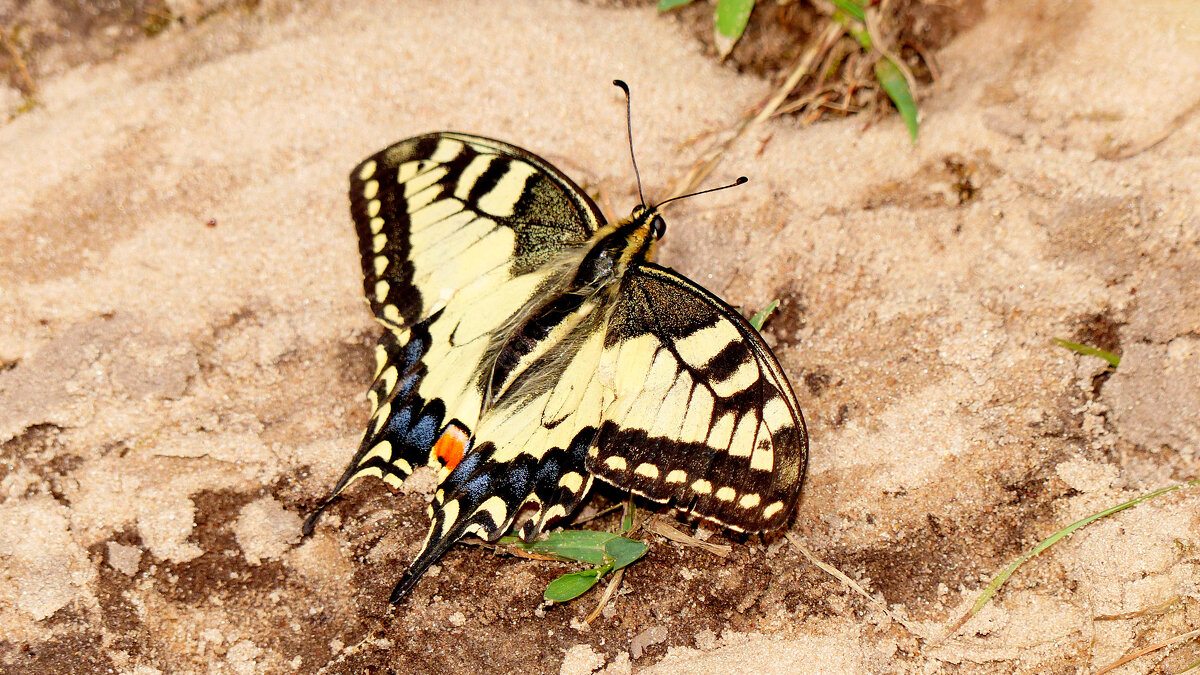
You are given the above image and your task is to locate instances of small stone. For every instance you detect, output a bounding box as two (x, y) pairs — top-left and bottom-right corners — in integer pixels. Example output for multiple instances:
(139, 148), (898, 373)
(694, 629), (718, 650)
(559, 643), (604, 675)
(1055, 457), (1118, 493)
(232, 497), (302, 565)
(226, 640), (262, 675)
(629, 625), (667, 659)
(598, 652), (632, 675)
(106, 541), (142, 576)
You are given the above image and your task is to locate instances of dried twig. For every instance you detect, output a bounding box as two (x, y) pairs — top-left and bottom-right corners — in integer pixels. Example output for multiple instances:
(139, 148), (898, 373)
(863, 8), (918, 98)
(0, 25), (37, 95)
(1100, 97), (1200, 160)
(786, 532), (930, 642)
(665, 20), (845, 201)
(1093, 627), (1200, 675)
(584, 567), (624, 624)
(572, 502), (624, 527)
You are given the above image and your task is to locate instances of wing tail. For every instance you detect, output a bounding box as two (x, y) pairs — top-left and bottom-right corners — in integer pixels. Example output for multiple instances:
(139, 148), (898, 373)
(389, 515), (464, 604)
(388, 451), (526, 603)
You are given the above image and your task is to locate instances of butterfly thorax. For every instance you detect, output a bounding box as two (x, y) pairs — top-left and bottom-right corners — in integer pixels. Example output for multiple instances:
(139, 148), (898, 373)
(573, 205), (662, 291)
(488, 206), (663, 403)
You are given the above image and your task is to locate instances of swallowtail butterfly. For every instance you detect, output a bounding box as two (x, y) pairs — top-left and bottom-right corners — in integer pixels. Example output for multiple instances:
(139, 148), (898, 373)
(305, 83), (808, 603)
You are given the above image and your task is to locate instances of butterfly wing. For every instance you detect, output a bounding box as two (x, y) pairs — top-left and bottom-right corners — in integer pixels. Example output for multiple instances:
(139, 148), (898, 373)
(385, 289), (616, 601)
(305, 133), (605, 533)
(589, 262), (808, 532)
(309, 133), (807, 604)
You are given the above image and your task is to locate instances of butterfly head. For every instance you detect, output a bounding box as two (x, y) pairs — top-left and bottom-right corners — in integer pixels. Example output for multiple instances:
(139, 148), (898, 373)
(630, 204), (667, 240)
(612, 79), (742, 243)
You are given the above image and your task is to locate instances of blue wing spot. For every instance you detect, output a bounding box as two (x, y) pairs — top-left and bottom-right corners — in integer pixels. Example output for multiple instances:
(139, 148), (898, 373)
(381, 403), (415, 439)
(405, 407), (441, 452)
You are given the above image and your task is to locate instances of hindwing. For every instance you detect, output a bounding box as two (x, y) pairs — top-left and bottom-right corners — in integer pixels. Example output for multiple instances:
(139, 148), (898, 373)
(590, 263), (807, 531)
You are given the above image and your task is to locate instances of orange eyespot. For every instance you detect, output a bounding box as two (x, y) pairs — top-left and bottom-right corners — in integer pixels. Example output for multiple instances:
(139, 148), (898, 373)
(432, 424), (470, 471)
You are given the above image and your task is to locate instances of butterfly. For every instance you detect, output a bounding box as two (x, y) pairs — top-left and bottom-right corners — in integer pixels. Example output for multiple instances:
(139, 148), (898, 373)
(304, 83), (808, 603)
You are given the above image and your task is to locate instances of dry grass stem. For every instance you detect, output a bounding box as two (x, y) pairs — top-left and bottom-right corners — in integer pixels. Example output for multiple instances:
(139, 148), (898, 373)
(666, 20), (844, 201)
(785, 532), (930, 642)
(1, 25), (37, 95)
(1093, 627), (1200, 675)
(585, 567), (624, 624)
(1101, 97), (1200, 160)
(645, 516), (732, 558)
(864, 8), (918, 97)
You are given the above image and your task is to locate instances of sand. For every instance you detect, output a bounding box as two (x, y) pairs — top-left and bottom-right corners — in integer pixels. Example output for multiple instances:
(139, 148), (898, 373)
(1, 0), (1198, 673)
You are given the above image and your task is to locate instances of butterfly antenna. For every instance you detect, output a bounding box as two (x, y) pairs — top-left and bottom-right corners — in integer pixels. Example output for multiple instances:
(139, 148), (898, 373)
(655, 176), (748, 209)
(613, 79), (646, 206)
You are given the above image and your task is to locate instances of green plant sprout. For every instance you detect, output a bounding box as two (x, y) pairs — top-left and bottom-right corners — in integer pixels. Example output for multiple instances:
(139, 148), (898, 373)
(659, 0), (920, 139)
(500, 502), (646, 603)
(1053, 338), (1121, 367)
(749, 299), (780, 332)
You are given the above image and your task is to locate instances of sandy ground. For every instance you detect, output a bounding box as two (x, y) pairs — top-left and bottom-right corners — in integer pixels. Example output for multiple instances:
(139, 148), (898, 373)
(2, 0), (1199, 673)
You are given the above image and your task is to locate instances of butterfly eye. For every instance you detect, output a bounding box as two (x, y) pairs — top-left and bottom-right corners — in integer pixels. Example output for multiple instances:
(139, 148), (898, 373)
(650, 215), (667, 239)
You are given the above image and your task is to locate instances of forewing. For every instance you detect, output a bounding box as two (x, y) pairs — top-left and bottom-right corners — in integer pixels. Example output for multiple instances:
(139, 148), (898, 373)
(588, 263), (808, 532)
(350, 132), (604, 329)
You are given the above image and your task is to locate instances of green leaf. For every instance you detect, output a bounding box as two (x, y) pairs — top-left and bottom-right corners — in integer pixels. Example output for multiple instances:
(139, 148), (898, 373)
(714, 0), (755, 58)
(1053, 338), (1121, 367)
(605, 536), (648, 570)
(501, 529), (648, 603)
(658, 0), (695, 10)
(874, 58), (919, 141)
(828, 0), (865, 22)
(544, 568), (604, 602)
(749, 299), (780, 332)
(503, 530), (612, 566)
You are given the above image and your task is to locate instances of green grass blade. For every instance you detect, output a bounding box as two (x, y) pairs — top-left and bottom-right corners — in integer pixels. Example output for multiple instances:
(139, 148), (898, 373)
(828, 0), (865, 22)
(827, 3), (871, 48)
(1053, 338), (1121, 367)
(749, 299), (780, 331)
(874, 58), (919, 141)
(658, 0), (695, 10)
(714, 0), (755, 58)
(964, 479), (1200, 619)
